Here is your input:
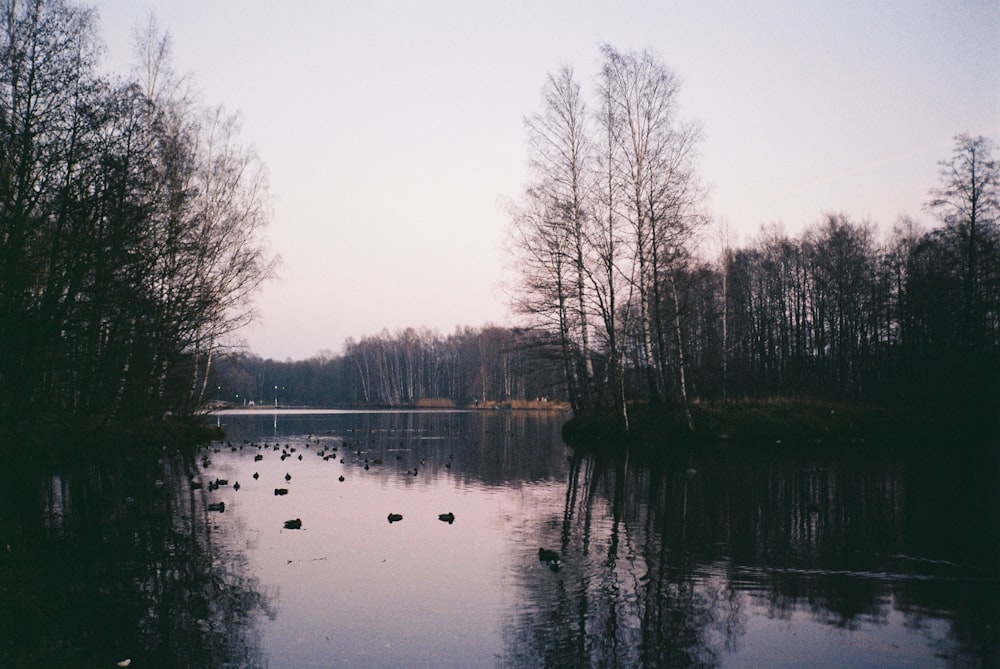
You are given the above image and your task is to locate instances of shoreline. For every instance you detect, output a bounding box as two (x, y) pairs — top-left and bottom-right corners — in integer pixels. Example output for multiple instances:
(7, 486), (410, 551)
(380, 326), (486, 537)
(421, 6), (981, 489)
(562, 398), (997, 451)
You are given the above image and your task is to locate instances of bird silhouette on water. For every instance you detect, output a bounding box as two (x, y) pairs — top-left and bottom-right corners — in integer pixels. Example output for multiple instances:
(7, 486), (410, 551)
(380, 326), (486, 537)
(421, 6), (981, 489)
(538, 547), (561, 570)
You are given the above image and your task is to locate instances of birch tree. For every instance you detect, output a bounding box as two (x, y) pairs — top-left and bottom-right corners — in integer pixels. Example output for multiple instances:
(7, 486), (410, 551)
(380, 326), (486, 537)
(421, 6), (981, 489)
(523, 65), (596, 410)
(598, 44), (707, 417)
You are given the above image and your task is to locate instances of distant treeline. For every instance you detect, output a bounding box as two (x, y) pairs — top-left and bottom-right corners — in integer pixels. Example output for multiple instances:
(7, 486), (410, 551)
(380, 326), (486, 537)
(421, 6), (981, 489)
(0, 1), (274, 428)
(213, 326), (567, 408)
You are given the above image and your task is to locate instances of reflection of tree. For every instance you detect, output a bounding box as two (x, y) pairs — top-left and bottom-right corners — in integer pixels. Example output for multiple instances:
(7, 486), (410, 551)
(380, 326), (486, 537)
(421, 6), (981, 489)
(505, 448), (727, 668)
(0, 445), (271, 667)
(504, 442), (998, 668)
(225, 409), (572, 487)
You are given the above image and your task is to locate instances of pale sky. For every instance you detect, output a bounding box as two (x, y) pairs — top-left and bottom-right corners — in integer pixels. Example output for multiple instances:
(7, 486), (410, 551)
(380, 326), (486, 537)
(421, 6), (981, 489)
(93, 0), (1000, 361)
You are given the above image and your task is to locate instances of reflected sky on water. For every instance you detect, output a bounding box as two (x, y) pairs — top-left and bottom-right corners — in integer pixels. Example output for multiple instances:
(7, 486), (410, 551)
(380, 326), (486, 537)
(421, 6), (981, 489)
(202, 410), (998, 668)
(1, 410), (995, 667)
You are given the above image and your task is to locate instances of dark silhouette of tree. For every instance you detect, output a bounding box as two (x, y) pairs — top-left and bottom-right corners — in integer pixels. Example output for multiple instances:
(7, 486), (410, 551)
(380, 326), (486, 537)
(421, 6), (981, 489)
(0, 1), (275, 431)
(508, 46), (707, 430)
(518, 65), (596, 412)
(926, 134), (1000, 353)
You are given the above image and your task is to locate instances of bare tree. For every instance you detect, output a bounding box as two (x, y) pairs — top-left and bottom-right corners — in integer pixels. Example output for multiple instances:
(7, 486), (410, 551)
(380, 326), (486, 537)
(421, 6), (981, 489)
(598, 44), (708, 419)
(585, 75), (633, 428)
(714, 218), (735, 399)
(597, 44), (672, 400)
(523, 65), (596, 410)
(926, 134), (1000, 351)
(127, 21), (276, 415)
(506, 188), (584, 410)
(0, 0), (104, 419)
(0, 4), (275, 425)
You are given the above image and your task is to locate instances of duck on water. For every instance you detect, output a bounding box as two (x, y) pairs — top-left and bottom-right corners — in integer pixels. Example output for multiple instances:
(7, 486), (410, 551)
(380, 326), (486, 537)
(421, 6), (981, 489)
(538, 547), (561, 570)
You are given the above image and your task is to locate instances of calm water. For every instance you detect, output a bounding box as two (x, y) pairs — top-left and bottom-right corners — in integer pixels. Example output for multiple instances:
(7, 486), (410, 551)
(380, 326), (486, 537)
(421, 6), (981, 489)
(0, 409), (997, 668)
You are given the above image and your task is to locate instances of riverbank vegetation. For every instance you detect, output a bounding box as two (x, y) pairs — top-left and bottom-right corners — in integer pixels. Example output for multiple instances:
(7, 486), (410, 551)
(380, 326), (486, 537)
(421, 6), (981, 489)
(2, 4), (995, 450)
(507, 45), (999, 441)
(562, 397), (935, 450)
(0, 1), (275, 438)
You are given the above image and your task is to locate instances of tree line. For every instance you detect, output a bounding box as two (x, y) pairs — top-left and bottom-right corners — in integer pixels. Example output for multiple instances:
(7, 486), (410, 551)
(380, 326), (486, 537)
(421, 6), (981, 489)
(508, 45), (999, 430)
(0, 0), (274, 427)
(216, 49), (999, 425)
(5, 10), (995, 430)
(212, 326), (567, 408)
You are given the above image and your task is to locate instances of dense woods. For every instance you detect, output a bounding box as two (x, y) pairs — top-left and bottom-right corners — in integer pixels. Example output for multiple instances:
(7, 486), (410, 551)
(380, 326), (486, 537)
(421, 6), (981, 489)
(508, 46), (1000, 432)
(0, 1), (274, 428)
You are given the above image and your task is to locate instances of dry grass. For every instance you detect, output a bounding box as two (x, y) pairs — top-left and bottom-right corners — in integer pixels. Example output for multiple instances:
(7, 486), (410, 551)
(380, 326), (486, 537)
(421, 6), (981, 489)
(413, 397), (457, 409)
(466, 399), (570, 411)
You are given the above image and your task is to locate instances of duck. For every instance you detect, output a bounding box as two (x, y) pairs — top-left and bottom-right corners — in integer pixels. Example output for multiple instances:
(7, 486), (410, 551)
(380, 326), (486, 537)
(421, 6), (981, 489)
(285, 472), (292, 482)
(283, 518), (302, 530)
(538, 547), (561, 569)
(274, 488), (289, 496)
(387, 513), (403, 523)
(207, 502), (225, 512)
(252, 472), (259, 480)
(232, 481), (240, 491)
(254, 453), (263, 462)
(338, 475), (345, 482)
(438, 512), (455, 524)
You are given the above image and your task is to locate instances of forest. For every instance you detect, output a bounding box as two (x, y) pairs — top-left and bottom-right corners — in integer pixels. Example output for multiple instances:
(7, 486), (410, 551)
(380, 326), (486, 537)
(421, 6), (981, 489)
(216, 48), (998, 436)
(214, 192), (999, 425)
(2, 3), (996, 437)
(0, 0), (274, 429)
(212, 325), (566, 409)
(503, 46), (999, 432)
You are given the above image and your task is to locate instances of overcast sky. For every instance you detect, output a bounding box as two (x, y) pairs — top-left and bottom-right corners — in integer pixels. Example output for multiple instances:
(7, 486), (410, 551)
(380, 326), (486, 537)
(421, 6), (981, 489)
(93, 0), (1000, 361)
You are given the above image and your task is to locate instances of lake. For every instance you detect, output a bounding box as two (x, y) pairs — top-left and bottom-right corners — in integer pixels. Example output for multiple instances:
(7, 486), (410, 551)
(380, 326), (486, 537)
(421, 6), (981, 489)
(0, 409), (996, 668)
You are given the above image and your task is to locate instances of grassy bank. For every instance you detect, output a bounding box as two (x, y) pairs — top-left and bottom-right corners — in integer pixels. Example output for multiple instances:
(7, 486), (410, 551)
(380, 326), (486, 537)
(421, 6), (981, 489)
(0, 412), (224, 467)
(413, 398), (571, 411)
(563, 397), (994, 449)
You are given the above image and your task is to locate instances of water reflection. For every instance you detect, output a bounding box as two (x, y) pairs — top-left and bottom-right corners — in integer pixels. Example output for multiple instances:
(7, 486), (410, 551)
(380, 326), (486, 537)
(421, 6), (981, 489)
(217, 408), (569, 486)
(6, 411), (992, 667)
(505, 441), (999, 668)
(0, 444), (270, 668)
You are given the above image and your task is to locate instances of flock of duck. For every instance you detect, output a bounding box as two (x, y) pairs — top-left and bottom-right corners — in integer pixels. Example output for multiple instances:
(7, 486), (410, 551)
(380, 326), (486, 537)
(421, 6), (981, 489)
(196, 433), (459, 533)
(195, 428), (563, 572)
